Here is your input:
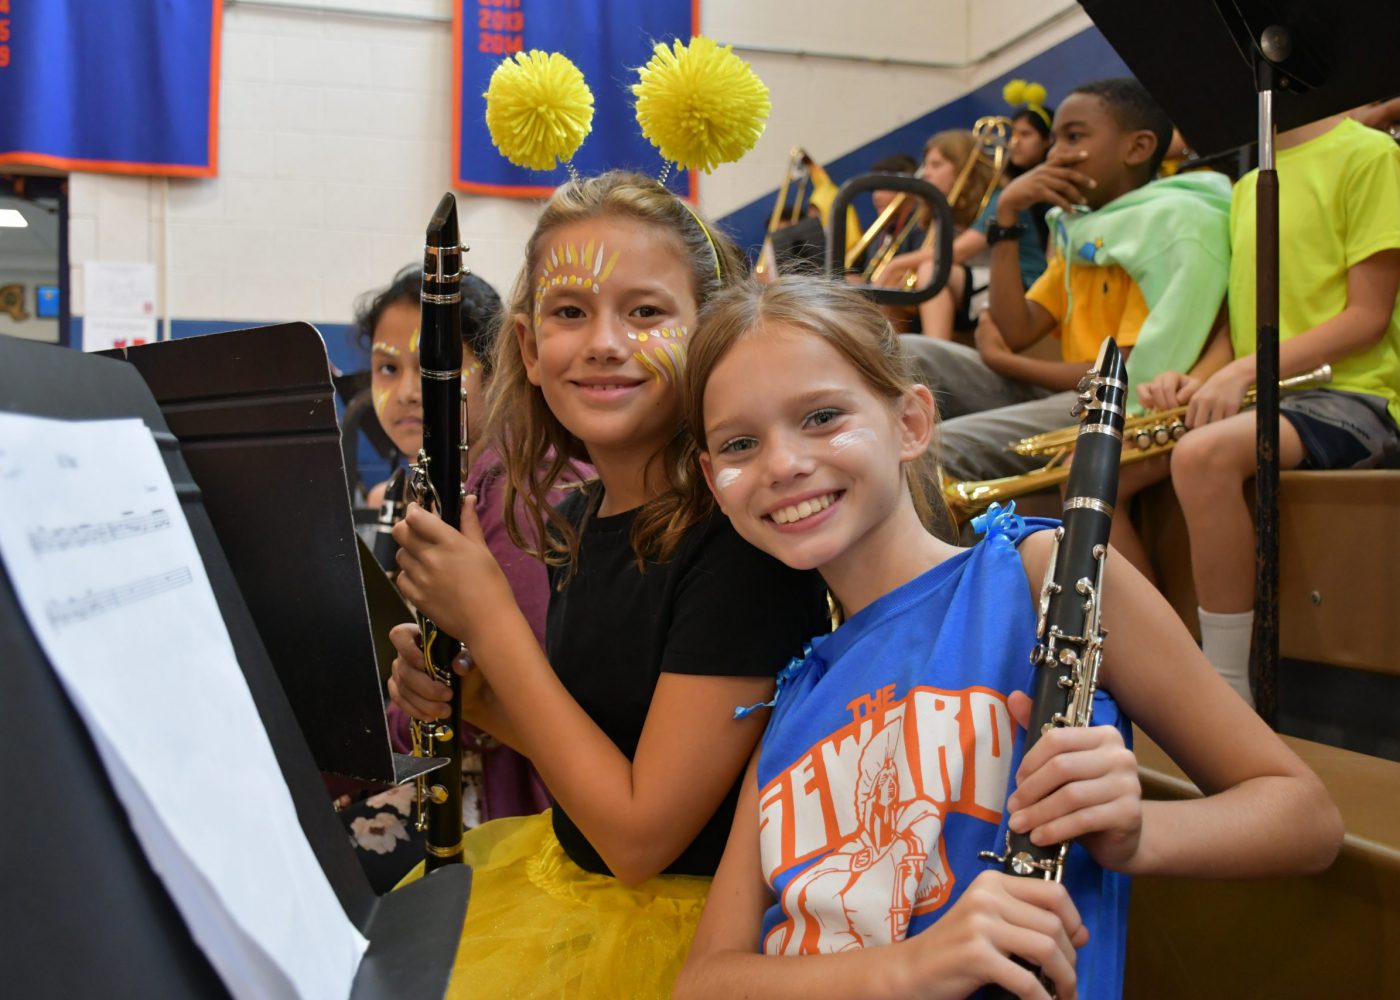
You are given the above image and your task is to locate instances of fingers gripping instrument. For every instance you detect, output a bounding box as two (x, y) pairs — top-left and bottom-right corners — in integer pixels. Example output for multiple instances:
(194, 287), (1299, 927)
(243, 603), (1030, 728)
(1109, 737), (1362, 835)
(978, 338), (1127, 999)
(409, 192), (469, 870)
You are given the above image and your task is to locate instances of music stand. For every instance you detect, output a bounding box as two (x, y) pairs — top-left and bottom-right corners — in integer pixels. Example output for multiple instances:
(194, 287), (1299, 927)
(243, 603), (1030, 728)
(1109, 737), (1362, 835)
(1078, 0), (1398, 724)
(0, 335), (468, 998)
(103, 324), (424, 782)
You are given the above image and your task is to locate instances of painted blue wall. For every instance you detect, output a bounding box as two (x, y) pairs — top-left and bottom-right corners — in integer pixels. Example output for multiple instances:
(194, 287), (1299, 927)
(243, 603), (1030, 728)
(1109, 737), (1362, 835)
(717, 26), (1131, 255)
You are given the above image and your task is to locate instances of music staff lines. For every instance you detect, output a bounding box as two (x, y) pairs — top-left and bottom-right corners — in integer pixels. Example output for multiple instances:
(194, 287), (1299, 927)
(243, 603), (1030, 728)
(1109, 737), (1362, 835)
(29, 509), (172, 556)
(45, 567), (195, 630)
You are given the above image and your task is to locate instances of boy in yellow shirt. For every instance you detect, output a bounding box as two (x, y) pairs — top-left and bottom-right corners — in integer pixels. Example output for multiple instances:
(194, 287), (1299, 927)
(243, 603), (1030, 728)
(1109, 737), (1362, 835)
(1139, 112), (1400, 705)
(907, 79), (1231, 488)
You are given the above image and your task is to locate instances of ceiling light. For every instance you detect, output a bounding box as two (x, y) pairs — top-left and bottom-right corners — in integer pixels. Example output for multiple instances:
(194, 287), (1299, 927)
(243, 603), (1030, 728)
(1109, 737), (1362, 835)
(0, 209), (28, 228)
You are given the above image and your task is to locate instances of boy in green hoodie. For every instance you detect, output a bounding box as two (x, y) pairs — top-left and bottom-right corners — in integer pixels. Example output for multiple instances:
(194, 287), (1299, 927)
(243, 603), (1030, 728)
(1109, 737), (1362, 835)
(905, 77), (1232, 570)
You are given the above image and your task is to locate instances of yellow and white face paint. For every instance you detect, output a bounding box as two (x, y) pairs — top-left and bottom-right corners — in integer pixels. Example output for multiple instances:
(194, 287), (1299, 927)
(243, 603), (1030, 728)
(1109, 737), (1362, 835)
(627, 325), (690, 385)
(533, 239), (622, 328)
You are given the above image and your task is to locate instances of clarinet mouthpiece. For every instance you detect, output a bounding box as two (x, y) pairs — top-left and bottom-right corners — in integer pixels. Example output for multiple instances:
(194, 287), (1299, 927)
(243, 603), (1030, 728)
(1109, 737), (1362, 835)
(427, 192), (460, 247)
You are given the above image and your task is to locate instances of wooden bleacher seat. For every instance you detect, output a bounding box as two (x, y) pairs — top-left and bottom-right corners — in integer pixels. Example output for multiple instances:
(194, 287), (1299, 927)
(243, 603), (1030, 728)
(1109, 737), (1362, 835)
(1126, 731), (1400, 998)
(1125, 469), (1400, 995)
(1136, 468), (1400, 675)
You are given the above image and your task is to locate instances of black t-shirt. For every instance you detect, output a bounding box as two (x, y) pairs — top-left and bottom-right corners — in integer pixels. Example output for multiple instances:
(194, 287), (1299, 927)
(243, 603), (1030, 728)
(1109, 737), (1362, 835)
(545, 486), (830, 877)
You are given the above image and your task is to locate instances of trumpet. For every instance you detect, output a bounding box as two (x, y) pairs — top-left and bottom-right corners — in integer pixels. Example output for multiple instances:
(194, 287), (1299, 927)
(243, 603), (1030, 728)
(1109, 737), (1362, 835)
(868, 117), (1012, 288)
(943, 363), (1333, 521)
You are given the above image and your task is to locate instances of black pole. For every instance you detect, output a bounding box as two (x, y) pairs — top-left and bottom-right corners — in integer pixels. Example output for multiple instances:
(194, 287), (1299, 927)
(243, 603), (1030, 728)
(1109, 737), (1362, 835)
(1250, 28), (1287, 727)
(57, 179), (72, 350)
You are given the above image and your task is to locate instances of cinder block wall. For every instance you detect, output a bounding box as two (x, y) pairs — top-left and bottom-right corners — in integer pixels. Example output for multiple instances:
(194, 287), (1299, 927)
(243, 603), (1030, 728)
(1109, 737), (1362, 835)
(66, 0), (1087, 343)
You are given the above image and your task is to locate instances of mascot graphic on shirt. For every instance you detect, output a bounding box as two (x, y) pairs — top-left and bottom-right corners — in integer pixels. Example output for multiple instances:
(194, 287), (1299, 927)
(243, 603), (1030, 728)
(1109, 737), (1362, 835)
(765, 715), (953, 953)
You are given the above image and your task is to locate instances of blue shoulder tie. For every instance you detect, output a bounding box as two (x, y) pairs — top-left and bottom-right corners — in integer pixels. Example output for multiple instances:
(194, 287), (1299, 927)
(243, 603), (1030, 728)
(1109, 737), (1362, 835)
(970, 500), (1024, 543)
(734, 643), (815, 719)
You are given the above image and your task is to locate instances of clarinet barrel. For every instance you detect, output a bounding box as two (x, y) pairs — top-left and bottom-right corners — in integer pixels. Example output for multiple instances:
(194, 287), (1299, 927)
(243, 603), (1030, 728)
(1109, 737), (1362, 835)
(981, 337), (1127, 998)
(410, 192), (467, 870)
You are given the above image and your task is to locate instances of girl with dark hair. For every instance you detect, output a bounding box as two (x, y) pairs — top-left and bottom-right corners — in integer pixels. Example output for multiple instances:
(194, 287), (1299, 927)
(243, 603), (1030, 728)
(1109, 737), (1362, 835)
(343, 264), (558, 891)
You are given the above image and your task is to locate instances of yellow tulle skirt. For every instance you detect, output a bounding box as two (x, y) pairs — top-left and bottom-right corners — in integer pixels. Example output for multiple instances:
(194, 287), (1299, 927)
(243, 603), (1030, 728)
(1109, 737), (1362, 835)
(399, 810), (711, 999)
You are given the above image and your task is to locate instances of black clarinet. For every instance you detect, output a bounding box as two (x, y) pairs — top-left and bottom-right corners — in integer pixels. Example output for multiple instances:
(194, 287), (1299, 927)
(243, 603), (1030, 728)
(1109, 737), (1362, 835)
(980, 338), (1127, 998)
(408, 193), (468, 870)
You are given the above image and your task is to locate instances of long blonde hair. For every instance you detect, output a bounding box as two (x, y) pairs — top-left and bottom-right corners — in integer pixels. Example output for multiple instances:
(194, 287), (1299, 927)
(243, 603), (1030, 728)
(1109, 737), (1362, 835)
(682, 277), (953, 541)
(485, 170), (748, 574)
(923, 129), (999, 229)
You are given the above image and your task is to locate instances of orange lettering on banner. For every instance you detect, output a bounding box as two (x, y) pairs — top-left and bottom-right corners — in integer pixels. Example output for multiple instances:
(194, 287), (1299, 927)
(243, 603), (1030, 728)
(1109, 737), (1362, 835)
(477, 0), (523, 56)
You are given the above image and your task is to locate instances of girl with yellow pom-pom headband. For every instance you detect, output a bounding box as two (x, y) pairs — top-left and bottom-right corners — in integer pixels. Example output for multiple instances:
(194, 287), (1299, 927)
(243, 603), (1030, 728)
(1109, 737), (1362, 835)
(1002, 78), (1056, 178)
(384, 37), (826, 1000)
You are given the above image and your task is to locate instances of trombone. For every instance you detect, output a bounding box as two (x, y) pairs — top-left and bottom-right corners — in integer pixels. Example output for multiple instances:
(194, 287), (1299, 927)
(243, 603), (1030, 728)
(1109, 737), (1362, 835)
(756, 148), (862, 278)
(943, 364), (1333, 521)
(866, 116), (1013, 288)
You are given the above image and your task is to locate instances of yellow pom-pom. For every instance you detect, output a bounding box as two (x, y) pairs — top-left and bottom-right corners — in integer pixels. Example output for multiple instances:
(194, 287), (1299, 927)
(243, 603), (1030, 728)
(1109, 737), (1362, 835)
(632, 36), (771, 174)
(1002, 79), (1027, 107)
(1023, 82), (1048, 108)
(484, 50), (594, 171)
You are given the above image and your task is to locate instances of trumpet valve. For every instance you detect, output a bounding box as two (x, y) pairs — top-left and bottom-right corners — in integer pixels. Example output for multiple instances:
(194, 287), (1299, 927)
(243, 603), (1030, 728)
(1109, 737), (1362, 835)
(1152, 424), (1172, 447)
(1134, 428), (1154, 450)
(1169, 420), (1187, 441)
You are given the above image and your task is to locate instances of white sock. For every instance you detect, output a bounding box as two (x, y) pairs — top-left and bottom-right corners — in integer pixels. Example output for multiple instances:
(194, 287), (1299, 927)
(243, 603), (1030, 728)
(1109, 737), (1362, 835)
(1198, 608), (1254, 707)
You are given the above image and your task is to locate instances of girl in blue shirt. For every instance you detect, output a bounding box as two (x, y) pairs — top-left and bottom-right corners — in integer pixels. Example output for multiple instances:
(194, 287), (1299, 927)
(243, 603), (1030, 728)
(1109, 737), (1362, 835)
(676, 278), (1341, 1000)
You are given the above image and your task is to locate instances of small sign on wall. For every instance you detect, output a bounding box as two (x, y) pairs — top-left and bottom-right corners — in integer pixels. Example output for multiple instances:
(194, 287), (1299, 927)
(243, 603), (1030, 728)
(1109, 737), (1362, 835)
(82, 261), (157, 352)
(0, 283), (27, 321)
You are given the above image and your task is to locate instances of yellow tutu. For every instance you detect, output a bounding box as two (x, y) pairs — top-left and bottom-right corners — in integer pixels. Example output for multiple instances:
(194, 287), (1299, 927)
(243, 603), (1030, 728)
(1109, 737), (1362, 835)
(399, 810), (711, 999)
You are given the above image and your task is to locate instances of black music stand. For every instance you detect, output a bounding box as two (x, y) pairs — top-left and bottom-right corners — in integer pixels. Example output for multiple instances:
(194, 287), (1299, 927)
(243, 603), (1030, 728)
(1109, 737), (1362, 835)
(0, 335), (468, 998)
(826, 172), (956, 307)
(103, 324), (423, 783)
(1078, 0), (1399, 724)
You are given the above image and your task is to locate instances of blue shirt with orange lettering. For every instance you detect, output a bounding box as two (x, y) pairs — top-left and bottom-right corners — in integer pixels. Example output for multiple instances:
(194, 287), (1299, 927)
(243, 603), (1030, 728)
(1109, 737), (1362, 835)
(754, 510), (1130, 998)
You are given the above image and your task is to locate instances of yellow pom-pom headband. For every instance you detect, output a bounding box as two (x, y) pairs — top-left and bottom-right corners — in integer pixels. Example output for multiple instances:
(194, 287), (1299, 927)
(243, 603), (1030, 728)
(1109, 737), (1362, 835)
(484, 50), (594, 178)
(632, 36), (772, 177)
(1002, 78), (1051, 129)
(482, 38), (768, 281)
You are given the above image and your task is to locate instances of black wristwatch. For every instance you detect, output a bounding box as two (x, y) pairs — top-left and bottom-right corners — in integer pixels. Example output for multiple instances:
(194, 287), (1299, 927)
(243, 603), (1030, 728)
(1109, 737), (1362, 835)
(985, 221), (1026, 245)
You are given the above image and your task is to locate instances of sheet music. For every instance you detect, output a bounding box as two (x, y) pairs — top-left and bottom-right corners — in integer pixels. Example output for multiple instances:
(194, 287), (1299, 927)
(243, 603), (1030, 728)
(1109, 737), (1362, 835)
(0, 414), (368, 1000)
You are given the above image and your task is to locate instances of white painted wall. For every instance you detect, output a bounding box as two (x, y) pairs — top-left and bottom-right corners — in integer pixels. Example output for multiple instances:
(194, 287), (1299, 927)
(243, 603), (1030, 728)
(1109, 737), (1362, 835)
(64, 0), (1092, 330)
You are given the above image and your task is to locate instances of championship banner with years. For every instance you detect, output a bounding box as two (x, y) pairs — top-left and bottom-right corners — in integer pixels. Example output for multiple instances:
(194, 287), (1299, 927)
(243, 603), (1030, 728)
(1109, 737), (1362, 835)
(0, 0), (222, 177)
(455, 0), (699, 200)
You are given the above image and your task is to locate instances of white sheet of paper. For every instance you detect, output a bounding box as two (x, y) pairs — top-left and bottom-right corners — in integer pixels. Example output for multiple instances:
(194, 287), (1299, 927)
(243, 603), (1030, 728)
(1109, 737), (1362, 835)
(82, 261), (158, 351)
(0, 414), (368, 1000)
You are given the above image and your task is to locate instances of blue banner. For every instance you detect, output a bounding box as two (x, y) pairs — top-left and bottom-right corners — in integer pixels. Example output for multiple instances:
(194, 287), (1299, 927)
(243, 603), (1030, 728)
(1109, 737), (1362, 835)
(455, 0), (698, 199)
(0, 0), (221, 177)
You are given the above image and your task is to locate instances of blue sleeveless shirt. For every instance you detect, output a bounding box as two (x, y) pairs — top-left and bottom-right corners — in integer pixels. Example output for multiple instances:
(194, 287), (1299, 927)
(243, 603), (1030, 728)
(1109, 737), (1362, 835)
(754, 508), (1130, 998)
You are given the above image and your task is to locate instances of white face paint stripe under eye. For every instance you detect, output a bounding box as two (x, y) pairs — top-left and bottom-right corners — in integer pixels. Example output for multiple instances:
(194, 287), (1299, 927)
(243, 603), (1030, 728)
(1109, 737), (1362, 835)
(829, 427), (877, 451)
(715, 468), (743, 490)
